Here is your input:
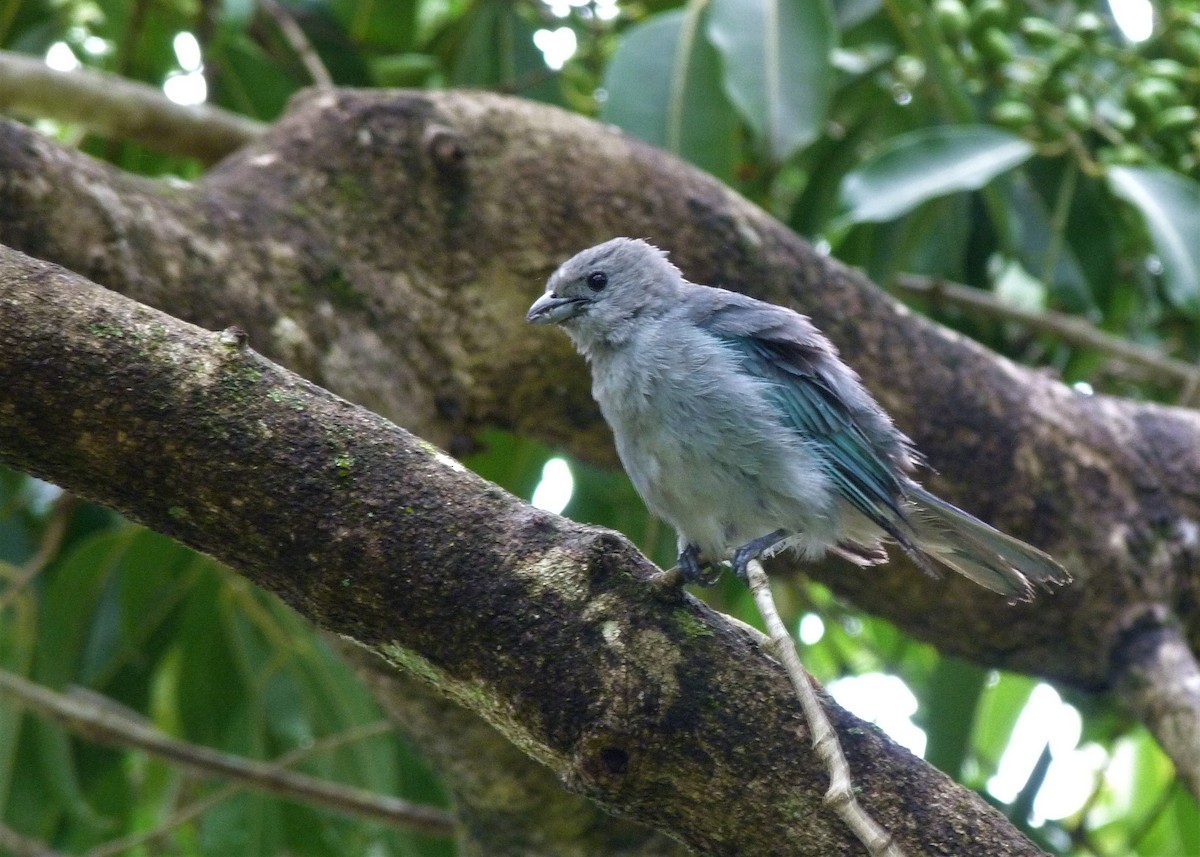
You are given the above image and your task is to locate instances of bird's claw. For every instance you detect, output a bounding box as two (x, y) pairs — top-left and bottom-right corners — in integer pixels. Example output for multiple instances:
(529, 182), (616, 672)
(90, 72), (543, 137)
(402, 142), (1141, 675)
(732, 549), (754, 585)
(732, 529), (788, 584)
(678, 544), (722, 586)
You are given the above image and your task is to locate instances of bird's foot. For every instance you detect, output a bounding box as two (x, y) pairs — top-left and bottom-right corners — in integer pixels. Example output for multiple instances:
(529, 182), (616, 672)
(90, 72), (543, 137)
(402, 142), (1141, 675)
(732, 530), (788, 584)
(677, 543), (722, 587)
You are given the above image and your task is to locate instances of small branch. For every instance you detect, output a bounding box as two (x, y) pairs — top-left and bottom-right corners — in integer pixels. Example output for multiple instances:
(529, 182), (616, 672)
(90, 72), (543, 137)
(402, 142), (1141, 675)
(1113, 620), (1200, 798)
(746, 559), (906, 857)
(0, 822), (69, 857)
(83, 720), (398, 857)
(0, 669), (456, 836)
(86, 781), (244, 857)
(893, 273), (1200, 403)
(0, 49), (264, 163)
(260, 0), (333, 88)
(0, 493), (77, 610)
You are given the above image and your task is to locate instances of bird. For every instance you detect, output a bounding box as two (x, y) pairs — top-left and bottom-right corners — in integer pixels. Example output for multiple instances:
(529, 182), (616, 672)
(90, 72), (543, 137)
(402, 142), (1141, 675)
(526, 237), (1070, 601)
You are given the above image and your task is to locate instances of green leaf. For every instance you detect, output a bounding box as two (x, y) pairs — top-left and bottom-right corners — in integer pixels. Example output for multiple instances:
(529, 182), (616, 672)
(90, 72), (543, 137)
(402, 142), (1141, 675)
(837, 126), (1035, 226)
(208, 33), (301, 119)
(371, 52), (439, 87)
(1107, 165), (1200, 314)
(919, 657), (988, 779)
(707, 0), (836, 162)
(971, 672), (1035, 780)
(448, 0), (560, 104)
(327, 0), (418, 50)
(602, 8), (739, 181)
(36, 528), (135, 689)
(0, 593), (36, 810)
(1002, 166), (1099, 314)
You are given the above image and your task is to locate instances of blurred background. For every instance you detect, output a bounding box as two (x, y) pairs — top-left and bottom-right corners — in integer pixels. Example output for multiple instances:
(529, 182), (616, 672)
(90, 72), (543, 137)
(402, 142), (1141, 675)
(1, 0), (1198, 854)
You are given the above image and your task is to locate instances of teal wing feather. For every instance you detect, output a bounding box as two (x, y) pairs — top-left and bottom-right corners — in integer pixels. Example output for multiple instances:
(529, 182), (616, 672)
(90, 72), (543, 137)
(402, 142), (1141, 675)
(722, 334), (916, 544)
(686, 287), (1068, 595)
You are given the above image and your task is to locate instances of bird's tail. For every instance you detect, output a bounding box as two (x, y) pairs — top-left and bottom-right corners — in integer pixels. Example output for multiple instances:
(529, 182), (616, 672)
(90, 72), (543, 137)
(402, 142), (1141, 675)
(902, 484), (1071, 601)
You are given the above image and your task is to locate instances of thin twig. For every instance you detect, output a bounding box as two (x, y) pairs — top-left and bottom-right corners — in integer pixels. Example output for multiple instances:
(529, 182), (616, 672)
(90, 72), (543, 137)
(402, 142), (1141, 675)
(83, 720), (397, 857)
(0, 668), (456, 836)
(745, 559), (906, 857)
(893, 273), (1200, 404)
(86, 780), (245, 857)
(0, 493), (78, 611)
(0, 821), (70, 857)
(260, 0), (333, 88)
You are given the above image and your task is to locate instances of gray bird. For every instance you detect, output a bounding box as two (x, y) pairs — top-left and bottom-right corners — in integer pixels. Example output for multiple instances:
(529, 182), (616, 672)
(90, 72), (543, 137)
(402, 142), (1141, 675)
(527, 237), (1070, 600)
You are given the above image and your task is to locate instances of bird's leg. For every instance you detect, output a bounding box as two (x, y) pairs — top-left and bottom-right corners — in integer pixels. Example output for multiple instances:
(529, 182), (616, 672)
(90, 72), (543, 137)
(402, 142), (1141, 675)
(678, 543), (721, 586)
(732, 529), (788, 584)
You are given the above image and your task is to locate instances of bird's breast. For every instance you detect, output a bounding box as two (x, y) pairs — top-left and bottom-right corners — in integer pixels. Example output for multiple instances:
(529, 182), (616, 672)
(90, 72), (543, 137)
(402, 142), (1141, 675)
(588, 334), (819, 552)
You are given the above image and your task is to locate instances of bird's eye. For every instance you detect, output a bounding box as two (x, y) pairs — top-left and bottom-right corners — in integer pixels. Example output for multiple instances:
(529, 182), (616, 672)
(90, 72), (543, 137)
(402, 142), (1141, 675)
(586, 271), (608, 291)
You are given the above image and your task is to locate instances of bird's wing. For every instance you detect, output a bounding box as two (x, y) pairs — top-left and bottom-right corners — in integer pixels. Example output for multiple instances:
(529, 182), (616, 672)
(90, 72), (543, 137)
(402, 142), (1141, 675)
(691, 289), (916, 544)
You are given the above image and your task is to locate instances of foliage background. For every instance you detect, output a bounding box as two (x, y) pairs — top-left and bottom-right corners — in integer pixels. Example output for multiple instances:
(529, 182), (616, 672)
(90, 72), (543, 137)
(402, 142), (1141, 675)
(2, 0), (1199, 854)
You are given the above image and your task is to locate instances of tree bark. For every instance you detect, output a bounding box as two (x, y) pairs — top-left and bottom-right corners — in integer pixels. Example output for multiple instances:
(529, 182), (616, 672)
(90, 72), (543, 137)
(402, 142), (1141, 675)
(342, 639), (691, 857)
(0, 246), (1043, 855)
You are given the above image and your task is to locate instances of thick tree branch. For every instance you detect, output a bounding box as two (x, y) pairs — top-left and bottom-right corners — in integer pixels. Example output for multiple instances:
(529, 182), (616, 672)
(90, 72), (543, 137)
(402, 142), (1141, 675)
(1, 88), (1198, 794)
(0, 246), (1041, 856)
(342, 641), (691, 857)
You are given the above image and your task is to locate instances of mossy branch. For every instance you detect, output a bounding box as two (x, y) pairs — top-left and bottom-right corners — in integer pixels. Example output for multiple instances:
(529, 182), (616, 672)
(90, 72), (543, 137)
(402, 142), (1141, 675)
(0, 244), (1042, 856)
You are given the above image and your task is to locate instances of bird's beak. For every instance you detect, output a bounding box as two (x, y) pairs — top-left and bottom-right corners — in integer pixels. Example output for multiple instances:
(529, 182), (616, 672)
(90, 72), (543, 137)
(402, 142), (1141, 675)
(526, 292), (586, 325)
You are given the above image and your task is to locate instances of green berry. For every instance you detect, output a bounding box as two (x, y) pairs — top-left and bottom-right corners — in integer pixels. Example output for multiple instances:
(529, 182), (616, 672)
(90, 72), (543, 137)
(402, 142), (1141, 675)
(1108, 108), (1137, 133)
(1019, 17), (1062, 47)
(977, 28), (1016, 64)
(935, 0), (971, 39)
(1108, 143), (1147, 164)
(991, 100), (1036, 130)
(1145, 59), (1189, 82)
(1128, 77), (1180, 119)
(971, 0), (1008, 33)
(1072, 11), (1105, 38)
(895, 55), (926, 87)
(1154, 105), (1199, 133)
(1065, 93), (1092, 130)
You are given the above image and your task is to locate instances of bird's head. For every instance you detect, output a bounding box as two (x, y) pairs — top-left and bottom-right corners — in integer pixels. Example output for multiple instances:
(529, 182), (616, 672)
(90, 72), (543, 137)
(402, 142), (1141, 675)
(526, 237), (682, 351)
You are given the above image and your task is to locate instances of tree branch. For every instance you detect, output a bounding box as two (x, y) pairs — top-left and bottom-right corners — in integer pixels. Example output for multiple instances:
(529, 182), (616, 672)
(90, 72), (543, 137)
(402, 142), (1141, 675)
(261, 0), (334, 88)
(341, 640), (692, 857)
(2, 88), (1199, 797)
(0, 245), (1042, 855)
(1112, 618), (1200, 797)
(0, 669), (455, 836)
(0, 49), (263, 163)
(892, 273), (1200, 402)
(0, 822), (69, 857)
